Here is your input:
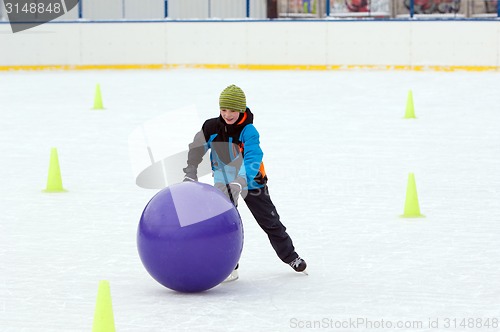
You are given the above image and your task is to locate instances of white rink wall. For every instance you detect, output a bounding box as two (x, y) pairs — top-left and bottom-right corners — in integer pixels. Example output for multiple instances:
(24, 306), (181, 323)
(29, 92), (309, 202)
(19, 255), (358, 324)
(0, 20), (499, 70)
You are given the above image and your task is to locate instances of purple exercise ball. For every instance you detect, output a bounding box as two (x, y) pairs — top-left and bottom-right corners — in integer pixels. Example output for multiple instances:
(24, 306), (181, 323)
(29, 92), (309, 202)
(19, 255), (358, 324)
(137, 181), (243, 293)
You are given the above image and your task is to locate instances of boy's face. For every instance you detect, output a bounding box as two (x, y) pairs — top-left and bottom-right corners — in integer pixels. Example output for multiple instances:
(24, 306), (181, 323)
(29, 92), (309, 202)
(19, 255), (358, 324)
(220, 109), (239, 125)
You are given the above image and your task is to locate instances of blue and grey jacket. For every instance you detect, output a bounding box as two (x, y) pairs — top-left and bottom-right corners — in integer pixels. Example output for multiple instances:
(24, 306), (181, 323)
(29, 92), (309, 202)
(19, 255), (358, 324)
(185, 108), (267, 190)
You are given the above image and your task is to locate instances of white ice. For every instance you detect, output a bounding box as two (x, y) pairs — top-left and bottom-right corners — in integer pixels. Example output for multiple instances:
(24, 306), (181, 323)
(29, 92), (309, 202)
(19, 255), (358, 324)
(1, 69), (500, 331)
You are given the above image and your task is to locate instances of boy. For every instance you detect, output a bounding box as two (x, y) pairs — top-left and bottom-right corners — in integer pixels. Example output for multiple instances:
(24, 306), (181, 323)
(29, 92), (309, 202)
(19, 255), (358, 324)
(183, 84), (307, 277)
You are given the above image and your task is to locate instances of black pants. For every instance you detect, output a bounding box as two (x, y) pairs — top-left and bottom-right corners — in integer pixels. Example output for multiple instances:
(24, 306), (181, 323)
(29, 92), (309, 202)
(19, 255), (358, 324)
(243, 185), (298, 264)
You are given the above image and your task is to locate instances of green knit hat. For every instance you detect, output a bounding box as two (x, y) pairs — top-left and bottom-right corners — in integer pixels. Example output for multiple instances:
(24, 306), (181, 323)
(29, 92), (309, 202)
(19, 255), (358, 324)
(219, 84), (246, 113)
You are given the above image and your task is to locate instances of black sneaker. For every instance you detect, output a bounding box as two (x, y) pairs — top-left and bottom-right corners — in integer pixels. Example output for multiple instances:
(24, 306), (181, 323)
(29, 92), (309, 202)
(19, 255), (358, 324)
(289, 257), (307, 272)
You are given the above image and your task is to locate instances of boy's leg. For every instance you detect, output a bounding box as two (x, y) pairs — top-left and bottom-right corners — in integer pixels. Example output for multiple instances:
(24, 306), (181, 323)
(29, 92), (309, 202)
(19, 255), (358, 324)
(243, 185), (298, 264)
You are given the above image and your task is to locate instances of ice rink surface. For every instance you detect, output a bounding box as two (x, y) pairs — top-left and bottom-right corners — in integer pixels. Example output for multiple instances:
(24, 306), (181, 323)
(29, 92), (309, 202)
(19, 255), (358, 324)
(1, 69), (499, 331)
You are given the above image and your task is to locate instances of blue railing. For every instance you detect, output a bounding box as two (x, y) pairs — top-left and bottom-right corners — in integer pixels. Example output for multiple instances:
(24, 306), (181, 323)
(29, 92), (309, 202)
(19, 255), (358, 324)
(78, 0), (83, 19)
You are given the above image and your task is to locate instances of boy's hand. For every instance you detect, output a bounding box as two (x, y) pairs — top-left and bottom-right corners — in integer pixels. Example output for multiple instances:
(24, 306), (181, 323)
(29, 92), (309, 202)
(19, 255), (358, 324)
(183, 165), (198, 182)
(215, 181), (244, 206)
(227, 182), (242, 205)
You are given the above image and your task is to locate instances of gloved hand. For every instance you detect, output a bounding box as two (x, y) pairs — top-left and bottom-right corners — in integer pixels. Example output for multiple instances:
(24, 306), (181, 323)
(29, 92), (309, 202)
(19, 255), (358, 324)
(215, 177), (246, 206)
(183, 165), (198, 182)
(226, 182), (242, 206)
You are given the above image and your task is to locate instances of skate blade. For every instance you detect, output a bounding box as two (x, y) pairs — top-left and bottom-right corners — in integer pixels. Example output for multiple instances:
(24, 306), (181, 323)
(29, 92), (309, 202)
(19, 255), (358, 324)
(222, 270), (239, 283)
(222, 275), (239, 283)
(301, 269), (309, 276)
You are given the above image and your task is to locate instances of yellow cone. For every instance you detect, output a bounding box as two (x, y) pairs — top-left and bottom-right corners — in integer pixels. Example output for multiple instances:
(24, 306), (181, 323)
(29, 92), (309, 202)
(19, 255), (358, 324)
(401, 173), (424, 218)
(93, 84), (104, 110)
(92, 280), (116, 332)
(404, 90), (416, 119)
(43, 147), (66, 193)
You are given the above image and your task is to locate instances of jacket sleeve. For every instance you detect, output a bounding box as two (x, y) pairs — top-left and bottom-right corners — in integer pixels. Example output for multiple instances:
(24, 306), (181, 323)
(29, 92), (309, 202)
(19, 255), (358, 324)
(240, 125), (265, 188)
(184, 120), (213, 176)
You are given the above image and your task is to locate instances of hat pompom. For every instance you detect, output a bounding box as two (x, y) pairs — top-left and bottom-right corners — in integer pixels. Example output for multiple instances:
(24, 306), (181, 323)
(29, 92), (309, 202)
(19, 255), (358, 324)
(219, 85), (246, 113)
